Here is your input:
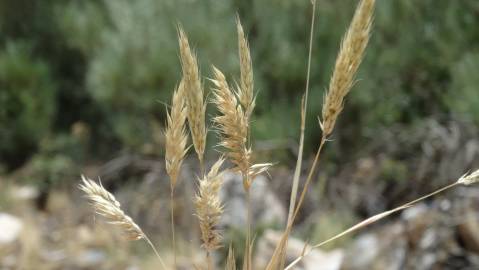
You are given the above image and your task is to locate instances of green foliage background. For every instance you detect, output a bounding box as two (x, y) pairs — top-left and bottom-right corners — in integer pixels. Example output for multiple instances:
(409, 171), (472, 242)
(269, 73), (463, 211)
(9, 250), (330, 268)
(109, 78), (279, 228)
(1, 0), (478, 174)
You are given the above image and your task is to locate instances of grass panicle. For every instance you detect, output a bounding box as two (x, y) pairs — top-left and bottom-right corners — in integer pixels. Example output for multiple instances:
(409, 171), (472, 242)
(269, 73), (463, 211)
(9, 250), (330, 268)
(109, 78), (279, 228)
(195, 157), (225, 253)
(211, 66), (251, 187)
(457, 169), (479, 186)
(320, 0), (375, 137)
(178, 26), (207, 169)
(165, 81), (189, 189)
(236, 17), (255, 119)
(164, 81), (189, 268)
(267, 1), (376, 268)
(78, 2), (479, 269)
(80, 175), (144, 241)
(79, 176), (167, 269)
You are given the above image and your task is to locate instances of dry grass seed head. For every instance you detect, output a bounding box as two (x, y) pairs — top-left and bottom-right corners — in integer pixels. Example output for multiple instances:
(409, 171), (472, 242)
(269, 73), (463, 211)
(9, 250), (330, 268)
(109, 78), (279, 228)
(195, 158), (226, 251)
(165, 81), (189, 188)
(236, 17), (255, 118)
(79, 176), (144, 241)
(457, 169), (479, 186)
(211, 66), (251, 178)
(178, 26), (207, 163)
(321, 0), (375, 137)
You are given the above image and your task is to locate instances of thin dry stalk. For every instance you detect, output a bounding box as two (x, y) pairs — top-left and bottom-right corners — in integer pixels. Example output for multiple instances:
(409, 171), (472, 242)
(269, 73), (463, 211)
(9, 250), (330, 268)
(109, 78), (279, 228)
(178, 26), (207, 171)
(169, 191), (177, 269)
(236, 17), (255, 119)
(283, 1), (318, 266)
(284, 169), (479, 270)
(79, 176), (167, 269)
(265, 138), (326, 270)
(300, 0), (374, 229)
(195, 158), (225, 269)
(226, 246), (236, 270)
(242, 190), (253, 270)
(211, 66), (260, 269)
(288, 0), (317, 224)
(267, 1), (376, 268)
(164, 81), (188, 269)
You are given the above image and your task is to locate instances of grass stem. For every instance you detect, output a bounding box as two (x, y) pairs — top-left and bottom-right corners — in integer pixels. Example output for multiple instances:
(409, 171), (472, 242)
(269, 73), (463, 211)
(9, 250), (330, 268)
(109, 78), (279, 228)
(144, 234), (168, 270)
(245, 187), (252, 270)
(285, 181), (461, 269)
(170, 188), (177, 269)
(206, 251), (214, 270)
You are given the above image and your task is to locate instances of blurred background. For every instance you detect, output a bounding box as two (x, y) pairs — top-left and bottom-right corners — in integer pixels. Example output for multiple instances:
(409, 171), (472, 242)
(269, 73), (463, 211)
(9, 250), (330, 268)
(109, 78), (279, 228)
(1, 0), (479, 269)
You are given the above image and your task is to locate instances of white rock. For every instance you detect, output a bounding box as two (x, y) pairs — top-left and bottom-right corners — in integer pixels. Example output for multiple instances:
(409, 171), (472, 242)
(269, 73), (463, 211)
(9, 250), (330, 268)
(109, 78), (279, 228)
(42, 249), (67, 263)
(12, 185), (39, 201)
(343, 223), (406, 270)
(255, 229), (343, 270)
(347, 233), (379, 268)
(220, 172), (286, 228)
(401, 203), (428, 221)
(76, 249), (106, 266)
(0, 213), (23, 245)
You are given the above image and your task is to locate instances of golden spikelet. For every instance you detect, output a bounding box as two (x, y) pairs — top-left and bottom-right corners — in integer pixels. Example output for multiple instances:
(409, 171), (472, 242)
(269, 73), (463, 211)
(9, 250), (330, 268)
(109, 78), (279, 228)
(165, 81), (189, 188)
(320, 0), (375, 137)
(211, 66), (251, 182)
(178, 26), (207, 165)
(79, 175), (144, 241)
(457, 169), (479, 186)
(194, 158), (225, 252)
(236, 17), (255, 118)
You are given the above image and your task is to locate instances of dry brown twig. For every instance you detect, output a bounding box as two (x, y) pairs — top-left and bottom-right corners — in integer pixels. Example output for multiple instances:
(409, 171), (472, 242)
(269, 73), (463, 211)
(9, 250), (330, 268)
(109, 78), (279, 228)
(79, 176), (167, 269)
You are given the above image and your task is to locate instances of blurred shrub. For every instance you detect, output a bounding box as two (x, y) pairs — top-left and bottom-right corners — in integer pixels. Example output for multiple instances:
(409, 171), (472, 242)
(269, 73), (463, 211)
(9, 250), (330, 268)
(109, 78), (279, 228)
(58, 0), (237, 149)
(1, 0), (478, 167)
(446, 52), (479, 123)
(0, 42), (56, 169)
(18, 134), (83, 193)
(350, 0), (479, 136)
(47, 0), (479, 156)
